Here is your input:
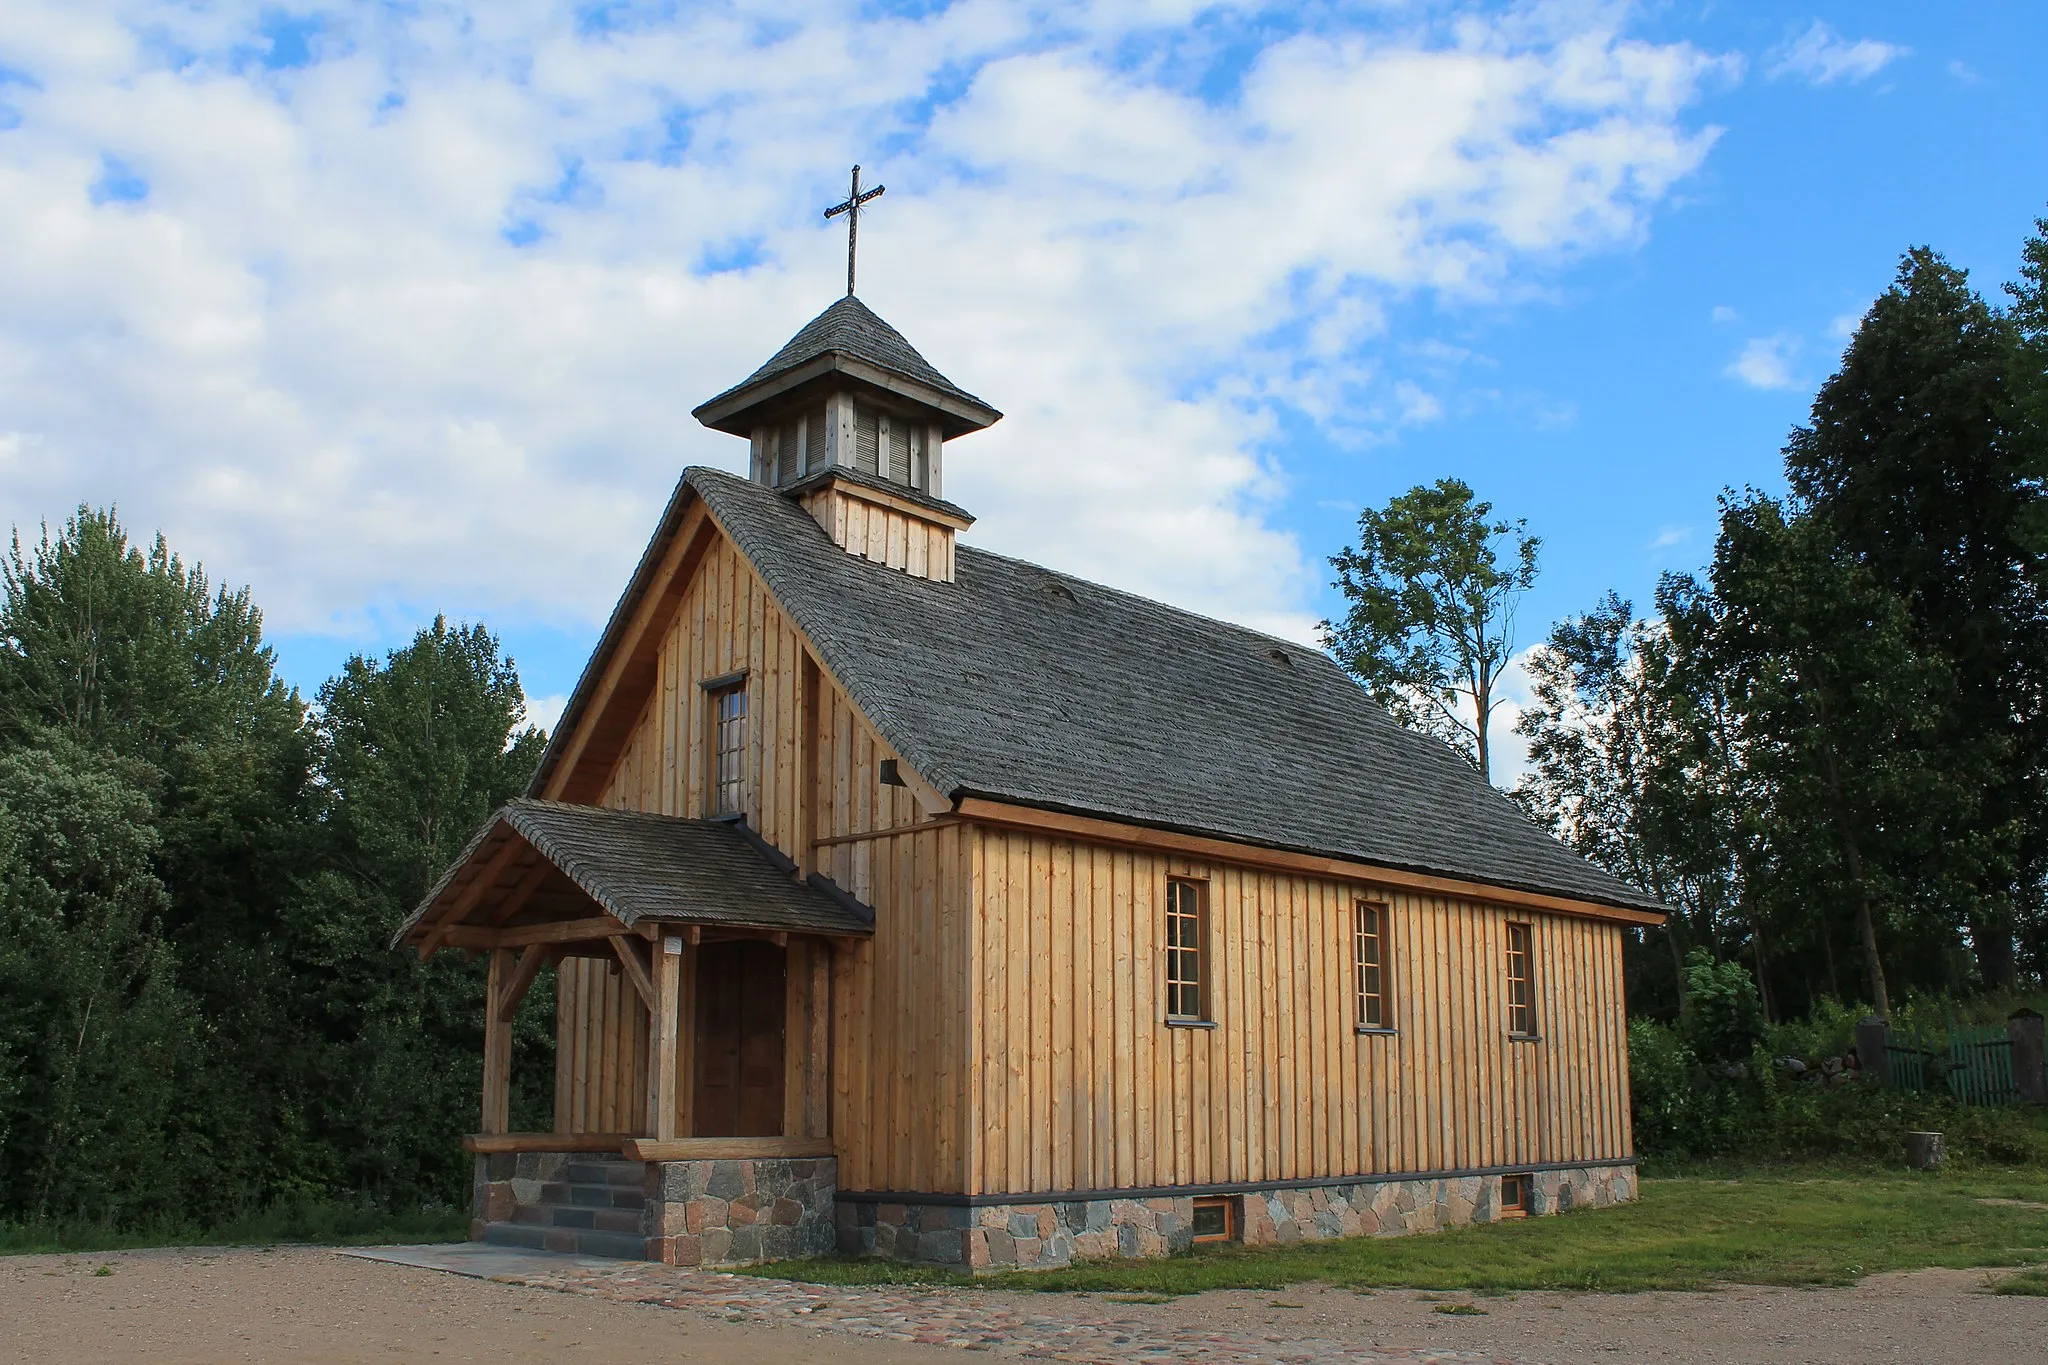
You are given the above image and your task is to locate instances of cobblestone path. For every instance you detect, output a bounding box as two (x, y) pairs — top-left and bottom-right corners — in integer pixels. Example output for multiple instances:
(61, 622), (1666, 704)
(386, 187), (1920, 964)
(485, 1261), (1516, 1365)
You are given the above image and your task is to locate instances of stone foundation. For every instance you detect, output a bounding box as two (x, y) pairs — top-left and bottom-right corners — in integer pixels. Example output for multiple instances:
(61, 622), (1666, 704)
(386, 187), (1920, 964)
(645, 1156), (838, 1266)
(473, 1152), (836, 1266)
(835, 1163), (1636, 1271)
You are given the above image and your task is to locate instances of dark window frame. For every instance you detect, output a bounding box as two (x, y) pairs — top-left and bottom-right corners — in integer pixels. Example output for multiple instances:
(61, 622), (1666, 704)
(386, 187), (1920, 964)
(1355, 901), (1392, 1032)
(1191, 1195), (1237, 1243)
(705, 676), (749, 818)
(1505, 922), (1537, 1038)
(1164, 877), (1209, 1023)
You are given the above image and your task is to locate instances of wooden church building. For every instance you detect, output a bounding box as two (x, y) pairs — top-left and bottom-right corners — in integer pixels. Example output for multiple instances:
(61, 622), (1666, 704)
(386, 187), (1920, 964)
(397, 287), (1664, 1271)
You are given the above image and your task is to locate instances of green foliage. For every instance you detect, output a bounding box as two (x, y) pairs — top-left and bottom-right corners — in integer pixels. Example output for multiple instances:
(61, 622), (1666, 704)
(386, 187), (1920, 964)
(1679, 950), (1766, 1066)
(748, 1174), (2048, 1294)
(0, 1199), (467, 1255)
(1323, 478), (1539, 782)
(1516, 211), (2048, 1018)
(0, 508), (548, 1231)
(0, 738), (193, 1224)
(285, 617), (553, 1207)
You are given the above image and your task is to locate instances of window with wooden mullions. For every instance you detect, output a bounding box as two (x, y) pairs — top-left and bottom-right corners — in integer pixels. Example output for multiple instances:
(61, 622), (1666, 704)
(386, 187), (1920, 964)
(1355, 902), (1390, 1030)
(1164, 878), (1207, 1023)
(1506, 922), (1537, 1038)
(710, 683), (748, 817)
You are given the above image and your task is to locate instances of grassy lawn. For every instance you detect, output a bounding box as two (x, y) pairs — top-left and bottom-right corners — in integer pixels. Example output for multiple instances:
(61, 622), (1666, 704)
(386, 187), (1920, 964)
(0, 1204), (468, 1256)
(744, 1171), (2048, 1295)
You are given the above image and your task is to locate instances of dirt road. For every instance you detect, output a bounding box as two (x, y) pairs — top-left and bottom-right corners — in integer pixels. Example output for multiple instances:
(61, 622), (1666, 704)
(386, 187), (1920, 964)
(2, 1245), (2044, 1364)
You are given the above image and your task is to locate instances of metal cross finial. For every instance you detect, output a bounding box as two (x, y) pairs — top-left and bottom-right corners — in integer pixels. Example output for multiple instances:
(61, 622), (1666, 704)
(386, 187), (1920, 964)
(822, 164), (885, 297)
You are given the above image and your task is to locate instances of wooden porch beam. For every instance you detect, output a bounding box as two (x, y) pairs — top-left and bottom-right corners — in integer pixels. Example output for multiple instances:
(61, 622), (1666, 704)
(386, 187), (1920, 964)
(621, 1136), (834, 1162)
(464, 1132), (634, 1155)
(609, 934), (655, 1010)
(441, 916), (630, 950)
(495, 943), (551, 1023)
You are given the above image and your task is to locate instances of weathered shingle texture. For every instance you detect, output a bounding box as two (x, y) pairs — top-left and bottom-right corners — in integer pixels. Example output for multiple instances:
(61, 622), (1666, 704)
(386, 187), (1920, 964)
(406, 799), (873, 940)
(697, 295), (995, 416)
(682, 467), (1663, 915)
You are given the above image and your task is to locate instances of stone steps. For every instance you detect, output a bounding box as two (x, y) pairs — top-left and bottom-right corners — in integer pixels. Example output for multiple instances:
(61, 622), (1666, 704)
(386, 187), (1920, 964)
(487, 1156), (652, 1261)
(482, 1219), (651, 1261)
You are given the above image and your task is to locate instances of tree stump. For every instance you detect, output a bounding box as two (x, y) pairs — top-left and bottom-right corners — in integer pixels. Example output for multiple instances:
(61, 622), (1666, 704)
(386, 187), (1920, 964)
(1905, 1131), (1945, 1171)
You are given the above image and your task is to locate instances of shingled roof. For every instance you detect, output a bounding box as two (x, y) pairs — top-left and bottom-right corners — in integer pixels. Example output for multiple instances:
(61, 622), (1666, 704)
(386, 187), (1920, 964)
(692, 295), (999, 433)
(536, 466), (1665, 917)
(397, 799), (874, 946)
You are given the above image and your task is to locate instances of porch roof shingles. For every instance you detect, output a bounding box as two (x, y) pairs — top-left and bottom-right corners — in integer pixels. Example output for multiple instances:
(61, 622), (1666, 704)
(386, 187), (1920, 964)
(398, 799), (873, 946)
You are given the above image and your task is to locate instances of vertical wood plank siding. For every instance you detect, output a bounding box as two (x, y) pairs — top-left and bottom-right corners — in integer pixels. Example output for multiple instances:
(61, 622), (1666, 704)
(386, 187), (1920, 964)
(800, 487), (957, 582)
(550, 517), (1634, 1197)
(965, 827), (1634, 1195)
(558, 531), (967, 1190)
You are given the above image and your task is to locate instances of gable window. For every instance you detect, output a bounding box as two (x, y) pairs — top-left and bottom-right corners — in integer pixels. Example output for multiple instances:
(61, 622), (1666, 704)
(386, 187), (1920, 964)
(708, 680), (748, 816)
(1506, 922), (1537, 1038)
(1355, 902), (1390, 1030)
(1164, 878), (1207, 1022)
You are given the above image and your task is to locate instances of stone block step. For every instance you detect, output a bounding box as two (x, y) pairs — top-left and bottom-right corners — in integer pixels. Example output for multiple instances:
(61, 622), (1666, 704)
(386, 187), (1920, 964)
(482, 1221), (651, 1262)
(538, 1181), (645, 1210)
(563, 1161), (645, 1187)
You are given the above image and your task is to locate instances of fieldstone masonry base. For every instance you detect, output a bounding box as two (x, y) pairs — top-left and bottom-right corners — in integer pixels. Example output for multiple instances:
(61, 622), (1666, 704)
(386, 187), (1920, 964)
(473, 1152), (837, 1267)
(835, 1164), (1636, 1271)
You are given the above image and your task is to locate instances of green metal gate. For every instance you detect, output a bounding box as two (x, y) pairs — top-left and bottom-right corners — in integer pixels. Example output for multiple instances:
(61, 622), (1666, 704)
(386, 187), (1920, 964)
(1885, 1025), (2018, 1105)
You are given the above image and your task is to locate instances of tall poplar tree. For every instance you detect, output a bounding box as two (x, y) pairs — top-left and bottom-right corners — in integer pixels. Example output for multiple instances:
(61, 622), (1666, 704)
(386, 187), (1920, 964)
(1323, 479), (1539, 783)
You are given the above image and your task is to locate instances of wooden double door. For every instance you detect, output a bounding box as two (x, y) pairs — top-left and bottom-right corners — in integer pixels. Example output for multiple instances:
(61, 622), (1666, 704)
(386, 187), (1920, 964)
(691, 940), (786, 1137)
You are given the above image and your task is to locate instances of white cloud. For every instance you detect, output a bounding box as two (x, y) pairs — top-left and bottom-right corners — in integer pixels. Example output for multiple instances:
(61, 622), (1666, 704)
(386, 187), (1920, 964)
(1648, 525), (1691, 551)
(0, 1), (1727, 649)
(1726, 334), (1799, 390)
(1767, 21), (1909, 86)
(1710, 304), (1737, 323)
(1829, 309), (1863, 340)
(525, 692), (568, 736)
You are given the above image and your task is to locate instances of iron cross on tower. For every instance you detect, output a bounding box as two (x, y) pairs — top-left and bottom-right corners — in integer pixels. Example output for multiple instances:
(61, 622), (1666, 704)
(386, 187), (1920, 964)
(823, 164), (885, 297)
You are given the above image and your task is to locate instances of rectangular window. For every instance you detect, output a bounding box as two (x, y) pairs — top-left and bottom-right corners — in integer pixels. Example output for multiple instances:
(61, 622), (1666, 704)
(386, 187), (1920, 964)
(710, 683), (748, 816)
(1355, 902), (1389, 1030)
(1500, 1173), (1532, 1218)
(1164, 878), (1206, 1021)
(1191, 1196), (1236, 1243)
(1506, 922), (1536, 1037)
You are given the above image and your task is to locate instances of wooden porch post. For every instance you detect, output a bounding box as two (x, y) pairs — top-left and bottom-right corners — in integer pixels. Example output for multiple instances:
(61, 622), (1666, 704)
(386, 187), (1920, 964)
(805, 940), (831, 1137)
(481, 947), (513, 1134)
(648, 934), (683, 1139)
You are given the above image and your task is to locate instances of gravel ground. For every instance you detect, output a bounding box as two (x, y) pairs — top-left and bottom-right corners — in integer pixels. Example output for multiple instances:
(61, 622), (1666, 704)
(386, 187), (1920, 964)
(3, 1245), (2046, 1365)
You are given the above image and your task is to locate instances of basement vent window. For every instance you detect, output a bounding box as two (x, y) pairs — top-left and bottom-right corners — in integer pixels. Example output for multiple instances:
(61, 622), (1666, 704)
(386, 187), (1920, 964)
(1191, 1196), (1236, 1243)
(1500, 1173), (1532, 1219)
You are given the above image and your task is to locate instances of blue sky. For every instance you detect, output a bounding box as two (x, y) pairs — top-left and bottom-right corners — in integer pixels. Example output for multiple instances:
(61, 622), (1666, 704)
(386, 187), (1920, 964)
(1, 1), (2042, 775)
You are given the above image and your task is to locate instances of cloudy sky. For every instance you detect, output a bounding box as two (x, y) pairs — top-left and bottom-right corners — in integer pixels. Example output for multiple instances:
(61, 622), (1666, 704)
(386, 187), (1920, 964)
(2, 1), (2043, 772)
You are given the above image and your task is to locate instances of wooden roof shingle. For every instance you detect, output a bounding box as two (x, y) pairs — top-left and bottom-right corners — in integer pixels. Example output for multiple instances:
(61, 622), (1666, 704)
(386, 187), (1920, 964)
(532, 466), (1667, 917)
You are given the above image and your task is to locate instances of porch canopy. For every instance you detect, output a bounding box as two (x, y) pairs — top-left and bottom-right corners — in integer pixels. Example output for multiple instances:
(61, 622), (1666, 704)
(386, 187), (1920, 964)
(394, 798), (871, 1152)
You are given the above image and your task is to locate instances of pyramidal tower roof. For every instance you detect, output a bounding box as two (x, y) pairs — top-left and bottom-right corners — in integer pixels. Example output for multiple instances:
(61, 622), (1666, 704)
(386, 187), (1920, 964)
(692, 295), (1001, 439)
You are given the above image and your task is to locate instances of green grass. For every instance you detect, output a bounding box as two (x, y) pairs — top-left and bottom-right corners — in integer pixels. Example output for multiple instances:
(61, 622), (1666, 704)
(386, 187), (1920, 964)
(0, 1202), (468, 1256)
(743, 1171), (2048, 1295)
(1992, 1267), (2048, 1296)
